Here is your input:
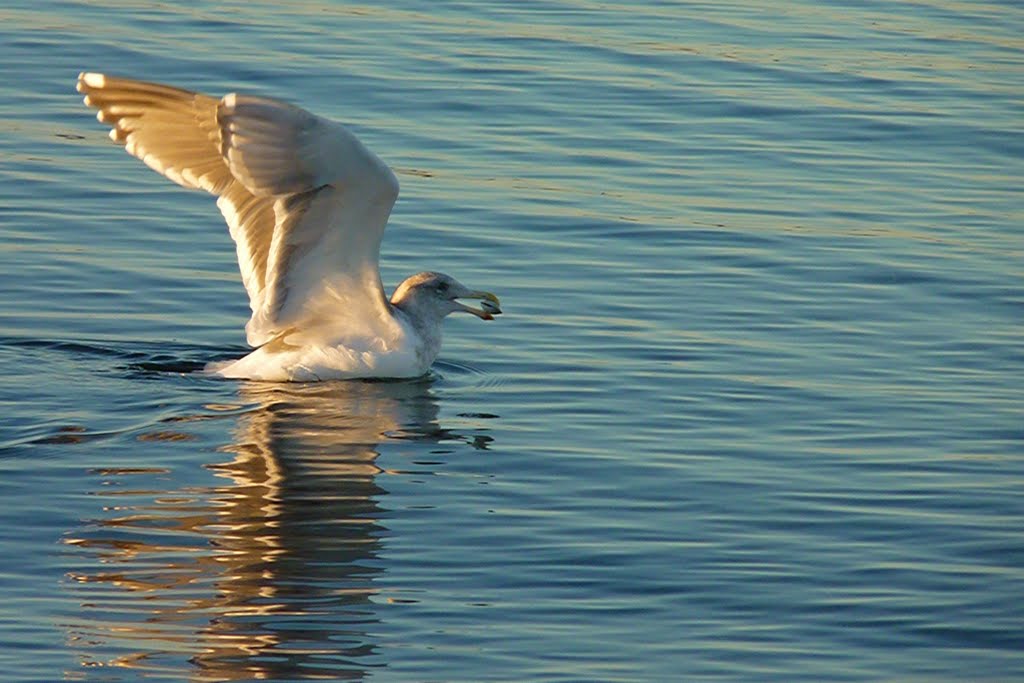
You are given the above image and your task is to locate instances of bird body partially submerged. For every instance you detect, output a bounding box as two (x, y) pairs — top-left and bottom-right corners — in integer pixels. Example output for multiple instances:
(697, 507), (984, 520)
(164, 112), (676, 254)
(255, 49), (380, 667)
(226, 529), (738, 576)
(207, 311), (425, 382)
(77, 72), (500, 381)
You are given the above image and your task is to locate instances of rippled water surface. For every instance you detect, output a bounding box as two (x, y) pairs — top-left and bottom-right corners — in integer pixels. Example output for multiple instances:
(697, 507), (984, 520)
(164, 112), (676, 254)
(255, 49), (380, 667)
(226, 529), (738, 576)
(1, 1), (1022, 681)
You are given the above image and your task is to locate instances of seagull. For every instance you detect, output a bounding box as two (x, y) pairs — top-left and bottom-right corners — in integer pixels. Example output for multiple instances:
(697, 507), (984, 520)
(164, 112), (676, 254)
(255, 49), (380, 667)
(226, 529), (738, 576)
(77, 73), (501, 381)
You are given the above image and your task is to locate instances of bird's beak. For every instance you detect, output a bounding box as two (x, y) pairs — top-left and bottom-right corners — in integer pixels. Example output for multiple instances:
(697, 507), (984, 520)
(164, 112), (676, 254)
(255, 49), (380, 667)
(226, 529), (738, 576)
(455, 291), (502, 320)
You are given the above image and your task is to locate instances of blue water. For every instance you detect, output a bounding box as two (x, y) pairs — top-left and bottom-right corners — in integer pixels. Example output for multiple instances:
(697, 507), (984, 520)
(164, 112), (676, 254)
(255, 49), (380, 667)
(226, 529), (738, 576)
(1, 1), (1022, 681)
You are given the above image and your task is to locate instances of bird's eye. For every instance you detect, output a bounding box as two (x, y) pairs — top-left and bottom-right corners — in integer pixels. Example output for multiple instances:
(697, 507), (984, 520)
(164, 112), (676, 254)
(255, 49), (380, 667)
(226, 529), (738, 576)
(436, 282), (449, 293)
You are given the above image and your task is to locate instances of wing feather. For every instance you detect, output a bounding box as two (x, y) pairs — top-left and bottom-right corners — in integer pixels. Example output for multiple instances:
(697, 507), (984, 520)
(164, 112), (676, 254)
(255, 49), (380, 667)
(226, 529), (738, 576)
(216, 181), (276, 317)
(77, 72), (402, 347)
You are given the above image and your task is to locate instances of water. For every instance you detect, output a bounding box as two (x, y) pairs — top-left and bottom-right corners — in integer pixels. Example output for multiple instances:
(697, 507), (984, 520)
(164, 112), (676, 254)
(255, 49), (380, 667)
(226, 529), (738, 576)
(1, 1), (1021, 680)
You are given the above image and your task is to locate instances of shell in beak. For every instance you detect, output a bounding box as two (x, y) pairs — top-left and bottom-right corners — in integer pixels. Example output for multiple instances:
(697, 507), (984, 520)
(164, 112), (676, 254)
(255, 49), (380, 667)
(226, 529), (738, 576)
(455, 291), (502, 320)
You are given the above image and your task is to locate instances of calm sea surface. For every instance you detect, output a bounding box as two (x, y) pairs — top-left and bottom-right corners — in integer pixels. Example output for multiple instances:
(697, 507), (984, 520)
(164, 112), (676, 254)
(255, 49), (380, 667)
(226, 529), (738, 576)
(1, 1), (1021, 681)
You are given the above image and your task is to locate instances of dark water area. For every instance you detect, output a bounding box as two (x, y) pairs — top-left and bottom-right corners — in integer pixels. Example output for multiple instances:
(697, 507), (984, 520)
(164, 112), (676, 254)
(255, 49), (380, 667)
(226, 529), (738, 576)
(1, 1), (1021, 680)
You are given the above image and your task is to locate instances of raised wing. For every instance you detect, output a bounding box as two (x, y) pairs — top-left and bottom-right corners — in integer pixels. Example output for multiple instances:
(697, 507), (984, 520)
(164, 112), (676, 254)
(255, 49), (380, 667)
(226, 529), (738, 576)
(77, 72), (401, 347)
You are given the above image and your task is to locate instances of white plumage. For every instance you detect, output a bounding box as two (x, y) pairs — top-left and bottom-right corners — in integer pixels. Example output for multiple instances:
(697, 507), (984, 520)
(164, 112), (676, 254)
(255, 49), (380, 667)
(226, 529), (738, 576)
(77, 73), (500, 381)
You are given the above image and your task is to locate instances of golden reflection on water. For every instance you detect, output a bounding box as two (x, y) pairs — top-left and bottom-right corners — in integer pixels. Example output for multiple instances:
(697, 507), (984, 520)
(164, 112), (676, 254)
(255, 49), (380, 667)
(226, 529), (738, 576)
(63, 378), (462, 681)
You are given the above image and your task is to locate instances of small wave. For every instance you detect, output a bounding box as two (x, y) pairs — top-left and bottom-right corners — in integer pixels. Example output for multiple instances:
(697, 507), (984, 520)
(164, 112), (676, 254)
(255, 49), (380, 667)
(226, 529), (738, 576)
(0, 335), (247, 379)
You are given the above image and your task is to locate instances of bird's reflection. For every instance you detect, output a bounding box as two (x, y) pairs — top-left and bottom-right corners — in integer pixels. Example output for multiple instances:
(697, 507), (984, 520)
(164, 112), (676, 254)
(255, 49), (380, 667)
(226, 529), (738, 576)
(64, 377), (478, 681)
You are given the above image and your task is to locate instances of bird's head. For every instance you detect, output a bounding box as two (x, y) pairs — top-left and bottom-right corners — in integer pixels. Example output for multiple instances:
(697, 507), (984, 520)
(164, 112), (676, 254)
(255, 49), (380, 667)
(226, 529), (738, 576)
(391, 272), (502, 322)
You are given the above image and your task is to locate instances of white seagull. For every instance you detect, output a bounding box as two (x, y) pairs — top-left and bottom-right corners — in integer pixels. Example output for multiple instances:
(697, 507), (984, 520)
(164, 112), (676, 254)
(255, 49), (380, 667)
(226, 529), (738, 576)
(77, 73), (501, 382)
